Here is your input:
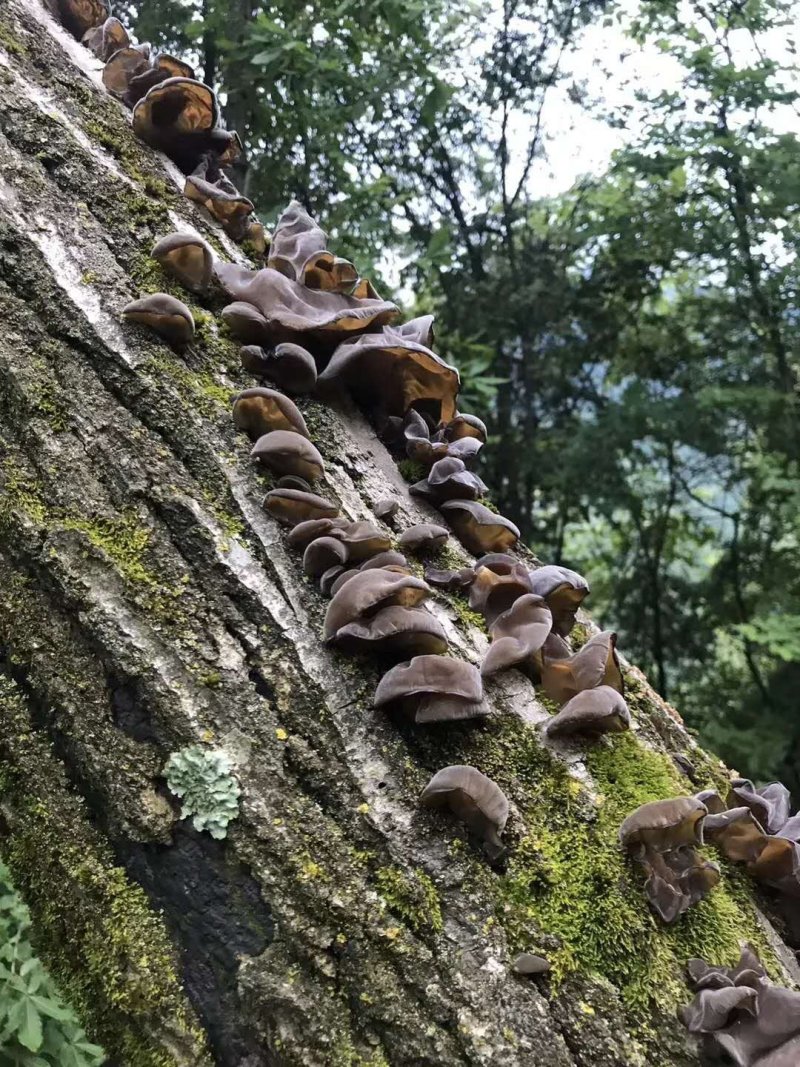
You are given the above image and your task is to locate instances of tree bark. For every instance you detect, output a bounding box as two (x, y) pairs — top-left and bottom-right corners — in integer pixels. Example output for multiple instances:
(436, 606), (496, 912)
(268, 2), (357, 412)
(0, 3), (798, 1066)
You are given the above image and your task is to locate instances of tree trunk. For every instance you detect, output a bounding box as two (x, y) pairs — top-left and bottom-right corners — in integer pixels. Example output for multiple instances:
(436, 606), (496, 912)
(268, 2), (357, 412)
(0, 3), (797, 1065)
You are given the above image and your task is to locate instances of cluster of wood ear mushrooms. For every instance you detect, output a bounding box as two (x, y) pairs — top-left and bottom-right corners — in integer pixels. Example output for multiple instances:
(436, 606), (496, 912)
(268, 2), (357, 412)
(57, 0), (794, 998)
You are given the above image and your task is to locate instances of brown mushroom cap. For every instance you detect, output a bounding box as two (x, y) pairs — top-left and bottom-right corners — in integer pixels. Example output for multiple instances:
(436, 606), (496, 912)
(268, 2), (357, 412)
(332, 605), (448, 656)
(57, 0), (108, 39)
(318, 317), (459, 423)
(398, 523), (449, 555)
(125, 54), (197, 107)
(544, 686), (631, 738)
(512, 954), (551, 976)
(374, 498), (400, 522)
(333, 521), (393, 563)
(402, 409), (449, 466)
(184, 175), (254, 227)
(439, 500), (520, 555)
(420, 765), (509, 858)
(469, 561), (532, 626)
(286, 516), (347, 549)
(102, 44), (151, 98)
(251, 430), (325, 482)
(643, 846), (720, 923)
(133, 76), (217, 133)
(374, 655), (486, 723)
(214, 262), (398, 350)
(122, 293), (195, 346)
(82, 16), (128, 60)
(232, 387), (310, 441)
(540, 630), (623, 706)
(441, 413), (488, 443)
(268, 201), (357, 293)
(481, 594), (553, 677)
(263, 489), (339, 526)
(222, 303), (272, 345)
(151, 232), (214, 294)
(240, 343), (317, 394)
(323, 568), (430, 642)
(702, 806), (768, 864)
(619, 796), (707, 853)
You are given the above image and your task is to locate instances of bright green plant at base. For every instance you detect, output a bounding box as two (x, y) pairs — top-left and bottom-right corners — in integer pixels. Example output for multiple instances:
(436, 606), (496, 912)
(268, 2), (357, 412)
(0, 860), (104, 1066)
(164, 746), (241, 839)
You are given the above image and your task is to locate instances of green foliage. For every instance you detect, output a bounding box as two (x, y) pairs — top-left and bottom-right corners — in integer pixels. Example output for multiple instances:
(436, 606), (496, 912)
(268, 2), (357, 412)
(0, 860), (104, 1066)
(164, 746), (241, 839)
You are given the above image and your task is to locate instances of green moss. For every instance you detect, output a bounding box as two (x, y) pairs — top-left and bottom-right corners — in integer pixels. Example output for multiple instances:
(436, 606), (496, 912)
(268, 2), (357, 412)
(0, 676), (208, 1065)
(1, 458), (47, 526)
(374, 865), (443, 935)
(83, 120), (176, 201)
(0, 20), (26, 55)
(396, 458), (427, 484)
(142, 352), (234, 420)
(59, 511), (188, 624)
(492, 729), (776, 1018)
(449, 591), (488, 633)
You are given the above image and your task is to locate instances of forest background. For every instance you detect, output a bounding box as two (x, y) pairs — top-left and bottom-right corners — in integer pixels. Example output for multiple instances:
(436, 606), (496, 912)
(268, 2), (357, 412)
(122, 0), (800, 794)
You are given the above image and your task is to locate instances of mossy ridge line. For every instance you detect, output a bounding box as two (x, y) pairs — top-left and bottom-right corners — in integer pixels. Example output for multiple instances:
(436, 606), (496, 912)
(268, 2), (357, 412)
(0, 675), (209, 1066)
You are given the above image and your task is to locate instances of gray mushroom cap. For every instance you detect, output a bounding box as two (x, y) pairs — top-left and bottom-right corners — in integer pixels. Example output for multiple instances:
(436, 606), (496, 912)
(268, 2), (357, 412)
(151, 232), (214, 293)
(512, 954), (551, 976)
(442, 413), (488, 443)
(240, 343), (317, 394)
(528, 565), (590, 637)
(263, 489), (339, 525)
(251, 431), (325, 482)
(729, 779), (792, 835)
(232, 387), (310, 440)
(374, 498), (400, 521)
(420, 765), (509, 858)
(184, 175), (254, 228)
(214, 262), (399, 350)
(702, 806), (768, 864)
(122, 293), (195, 346)
(398, 523), (449, 555)
(374, 655), (486, 722)
(222, 303), (271, 345)
(481, 594), (553, 677)
(619, 796), (707, 853)
(323, 568), (430, 642)
(267, 200), (357, 293)
(303, 536), (349, 579)
(286, 516), (348, 549)
(332, 606), (448, 656)
(439, 500), (520, 555)
(410, 456), (488, 503)
(469, 561), (533, 626)
(360, 551), (410, 572)
(544, 686), (631, 738)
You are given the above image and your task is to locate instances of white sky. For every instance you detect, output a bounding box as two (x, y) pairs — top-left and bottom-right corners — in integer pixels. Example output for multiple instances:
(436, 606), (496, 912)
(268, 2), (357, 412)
(527, 0), (799, 196)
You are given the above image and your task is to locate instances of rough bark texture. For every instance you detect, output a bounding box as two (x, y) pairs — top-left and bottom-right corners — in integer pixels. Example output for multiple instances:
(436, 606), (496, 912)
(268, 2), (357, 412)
(0, 4), (797, 1065)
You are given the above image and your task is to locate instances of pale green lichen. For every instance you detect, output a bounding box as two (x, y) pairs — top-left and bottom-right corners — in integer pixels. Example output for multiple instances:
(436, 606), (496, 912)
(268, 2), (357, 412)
(164, 746), (241, 839)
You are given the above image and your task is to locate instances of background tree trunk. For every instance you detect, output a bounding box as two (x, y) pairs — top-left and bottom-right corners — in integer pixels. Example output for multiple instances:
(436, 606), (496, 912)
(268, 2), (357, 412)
(0, 3), (797, 1065)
